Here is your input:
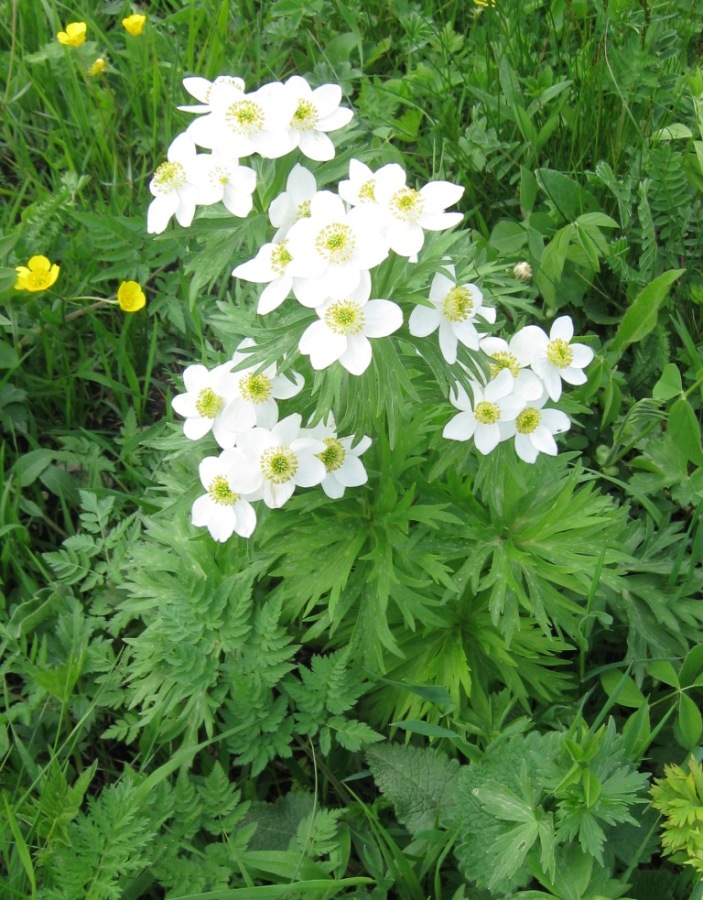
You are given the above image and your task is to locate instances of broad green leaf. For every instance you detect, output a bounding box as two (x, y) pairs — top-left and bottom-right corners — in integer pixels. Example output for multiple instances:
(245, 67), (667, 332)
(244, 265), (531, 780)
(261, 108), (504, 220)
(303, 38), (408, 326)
(600, 670), (646, 708)
(473, 785), (535, 823)
(622, 702), (652, 762)
(489, 220), (528, 253)
(611, 269), (685, 355)
(667, 398), (703, 467)
(681, 645), (703, 687)
(678, 693), (703, 748)
(12, 448), (55, 487)
(646, 660), (680, 688)
(651, 123), (693, 140)
(653, 363), (683, 401)
(536, 168), (600, 221)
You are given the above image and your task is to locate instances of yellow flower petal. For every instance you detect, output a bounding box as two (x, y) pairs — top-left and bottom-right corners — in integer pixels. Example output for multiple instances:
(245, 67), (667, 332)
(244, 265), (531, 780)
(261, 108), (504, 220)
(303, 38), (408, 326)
(57, 22), (87, 47)
(122, 14), (146, 36)
(117, 280), (146, 312)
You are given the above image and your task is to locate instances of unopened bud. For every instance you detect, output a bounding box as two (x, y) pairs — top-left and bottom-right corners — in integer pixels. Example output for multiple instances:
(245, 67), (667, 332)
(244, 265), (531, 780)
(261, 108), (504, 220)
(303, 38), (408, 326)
(513, 261), (532, 282)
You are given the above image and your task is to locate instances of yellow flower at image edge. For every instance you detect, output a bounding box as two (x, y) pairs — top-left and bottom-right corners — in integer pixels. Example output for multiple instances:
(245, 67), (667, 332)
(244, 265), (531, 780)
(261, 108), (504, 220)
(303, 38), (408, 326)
(15, 256), (60, 292)
(57, 22), (87, 47)
(117, 281), (146, 312)
(122, 14), (146, 36)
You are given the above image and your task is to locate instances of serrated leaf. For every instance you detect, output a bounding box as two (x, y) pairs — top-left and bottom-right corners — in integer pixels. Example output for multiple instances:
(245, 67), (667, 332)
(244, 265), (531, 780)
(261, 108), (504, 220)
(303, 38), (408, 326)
(367, 744), (460, 835)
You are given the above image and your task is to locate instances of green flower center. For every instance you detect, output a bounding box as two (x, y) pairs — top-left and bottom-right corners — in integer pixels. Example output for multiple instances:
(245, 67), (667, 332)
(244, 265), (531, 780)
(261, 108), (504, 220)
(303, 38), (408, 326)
(474, 400), (500, 425)
(546, 338), (573, 369)
(196, 387), (224, 418)
(390, 187), (424, 223)
(260, 446), (298, 484)
(317, 437), (346, 472)
(270, 241), (293, 275)
(315, 223), (355, 264)
(208, 475), (239, 506)
(324, 300), (365, 335)
(516, 407), (541, 435)
(291, 99), (318, 131)
(442, 286), (474, 322)
(239, 372), (272, 403)
(226, 100), (264, 135)
(152, 160), (186, 193)
(488, 350), (520, 379)
(359, 179), (376, 202)
(297, 200), (311, 219)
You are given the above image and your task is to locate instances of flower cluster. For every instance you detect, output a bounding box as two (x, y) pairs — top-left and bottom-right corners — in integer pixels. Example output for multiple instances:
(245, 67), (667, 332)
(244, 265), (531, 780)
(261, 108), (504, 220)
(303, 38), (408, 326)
(172, 340), (371, 541)
(153, 71), (594, 541)
(57, 14), (147, 48)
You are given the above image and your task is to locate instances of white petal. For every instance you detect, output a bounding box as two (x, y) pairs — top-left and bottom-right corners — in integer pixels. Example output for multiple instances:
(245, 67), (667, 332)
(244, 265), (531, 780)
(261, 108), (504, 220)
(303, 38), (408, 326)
(363, 300), (403, 338)
(209, 507), (237, 542)
(258, 277), (292, 314)
(335, 456), (368, 487)
(191, 494), (214, 527)
(387, 221), (425, 257)
(531, 426), (558, 456)
(409, 304), (441, 337)
(299, 323), (347, 369)
(419, 212), (463, 232)
(271, 372), (304, 399)
(571, 344), (594, 368)
(540, 409), (570, 433)
(233, 500), (257, 538)
(420, 180), (464, 212)
(263, 480), (296, 509)
(340, 335), (373, 375)
(474, 423), (501, 455)
(438, 321), (458, 364)
(273, 413), (302, 446)
(295, 455), (327, 487)
(561, 367), (588, 386)
(515, 433), (539, 463)
(510, 326), (548, 365)
(321, 475), (345, 499)
(183, 416), (213, 440)
(542, 368), (563, 401)
(318, 107), (353, 132)
(147, 194), (179, 234)
(311, 83), (342, 116)
(298, 130), (335, 162)
(443, 411), (475, 441)
(550, 316), (574, 342)
(452, 319), (480, 352)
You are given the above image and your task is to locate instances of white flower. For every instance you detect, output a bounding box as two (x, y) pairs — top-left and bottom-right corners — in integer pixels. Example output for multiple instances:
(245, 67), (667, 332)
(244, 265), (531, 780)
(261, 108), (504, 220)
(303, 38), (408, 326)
(268, 164), (317, 241)
(479, 332), (543, 401)
(190, 152), (257, 217)
(338, 159), (399, 211)
(171, 362), (241, 448)
(373, 166), (465, 258)
(191, 450), (260, 541)
(304, 415), (372, 499)
(286, 190), (389, 307)
(516, 316), (594, 401)
(178, 75), (246, 114)
(147, 134), (218, 234)
(186, 81), (297, 159)
(232, 239), (297, 314)
(298, 277), (402, 375)
(498, 392), (570, 463)
(235, 414), (327, 508)
(283, 75), (353, 161)
(443, 369), (525, 455)
(219, 340), (304, 434)
(409, 262), (496, 363)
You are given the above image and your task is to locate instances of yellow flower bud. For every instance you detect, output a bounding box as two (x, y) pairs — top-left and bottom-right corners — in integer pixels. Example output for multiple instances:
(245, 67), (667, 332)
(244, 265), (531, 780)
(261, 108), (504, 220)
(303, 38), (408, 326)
(122, 14), (147, 36)
(117, 281), (146, 313)
(88, 57), (106, 77)
(513, 261), (533, 282)
(57, 22), (87, 48)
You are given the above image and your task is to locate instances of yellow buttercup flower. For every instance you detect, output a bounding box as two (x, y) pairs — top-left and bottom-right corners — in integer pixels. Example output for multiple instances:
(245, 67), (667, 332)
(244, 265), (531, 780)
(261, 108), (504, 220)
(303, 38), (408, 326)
(122, 14), (146, 36)
(117, 281), (146, 312)
(14, 256), (60, 292)
(88, 57), (106, 77)
(57, 22), (87, 47)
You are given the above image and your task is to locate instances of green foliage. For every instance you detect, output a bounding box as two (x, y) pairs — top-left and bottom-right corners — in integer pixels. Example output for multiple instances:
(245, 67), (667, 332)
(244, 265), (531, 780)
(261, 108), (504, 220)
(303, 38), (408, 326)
(651, 756), (703, 874)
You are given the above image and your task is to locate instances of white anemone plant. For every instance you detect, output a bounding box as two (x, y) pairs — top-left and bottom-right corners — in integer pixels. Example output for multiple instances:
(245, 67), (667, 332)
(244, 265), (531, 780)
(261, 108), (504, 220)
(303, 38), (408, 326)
(151, 72), (593, 540)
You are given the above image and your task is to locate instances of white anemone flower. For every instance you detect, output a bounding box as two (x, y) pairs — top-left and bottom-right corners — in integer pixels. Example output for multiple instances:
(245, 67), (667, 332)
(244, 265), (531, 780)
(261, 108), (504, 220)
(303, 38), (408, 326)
(479, 333), (543, 401)
(298, 277), (402, 376)
(443, 369), (526, 455)
(338, 159), (401, 212)
(498, 392), (571, 463)
(171, 362), (241, 448)
(147, 134), (218, 234)
(268, 164), (317, 241)
(304, 415), (372, 499)
(235, 414), (327, 509)
(186, 81), (297, 159)
(283, 75), (353, 161)
(373, 166), (465, 259)
(286, 190), (389, 307)
(178, 75), (246, 114)
(232, 239), (297, 314)
(191, 450), (261, 542)
(190, 152), (257, 217)
(409, 263), (496, 364)
(219, 339), (304, 434)
(513, 316), (594, 401)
